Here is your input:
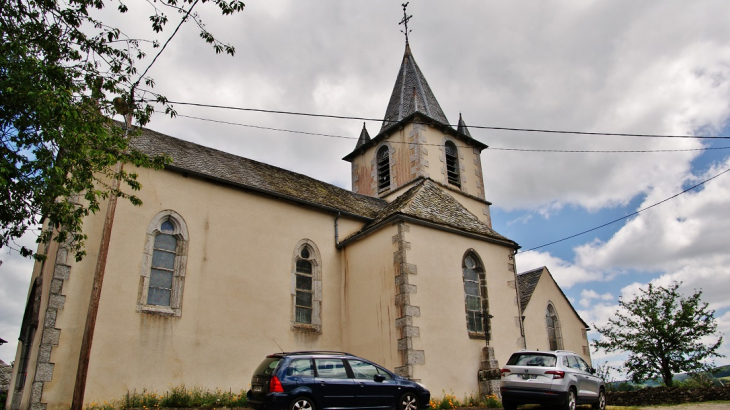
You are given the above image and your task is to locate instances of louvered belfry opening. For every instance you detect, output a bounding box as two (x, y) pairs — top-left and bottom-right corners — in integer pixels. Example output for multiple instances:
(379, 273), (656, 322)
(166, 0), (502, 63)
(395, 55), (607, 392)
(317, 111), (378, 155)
(377, 146), (390, 192)
(445, 141), (460, 187)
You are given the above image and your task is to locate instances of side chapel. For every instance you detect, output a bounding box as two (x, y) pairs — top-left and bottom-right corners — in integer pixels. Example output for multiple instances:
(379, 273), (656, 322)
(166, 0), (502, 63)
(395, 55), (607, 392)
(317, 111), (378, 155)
(7, 41), (591, 410)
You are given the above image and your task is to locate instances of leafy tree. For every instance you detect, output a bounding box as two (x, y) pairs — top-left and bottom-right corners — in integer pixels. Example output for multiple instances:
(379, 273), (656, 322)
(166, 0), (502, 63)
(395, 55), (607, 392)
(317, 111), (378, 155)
(593, 281), (723, 387)
(0, 0), (244, 261)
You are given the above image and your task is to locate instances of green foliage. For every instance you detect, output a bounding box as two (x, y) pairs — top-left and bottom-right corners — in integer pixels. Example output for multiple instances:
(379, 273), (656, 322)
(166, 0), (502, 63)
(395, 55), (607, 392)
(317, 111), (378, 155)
(675, 372), (719, 388)
(0, 0), (244, 261)
(593, 281), (724, 387)
(83, 385), (248, 409)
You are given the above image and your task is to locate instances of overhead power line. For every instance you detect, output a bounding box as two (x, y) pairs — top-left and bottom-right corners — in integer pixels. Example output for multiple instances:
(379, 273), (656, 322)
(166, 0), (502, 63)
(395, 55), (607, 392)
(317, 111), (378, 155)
(177, 114), (730, 154)
(168, 101), (730, 140)
(520, 167), (730, 253)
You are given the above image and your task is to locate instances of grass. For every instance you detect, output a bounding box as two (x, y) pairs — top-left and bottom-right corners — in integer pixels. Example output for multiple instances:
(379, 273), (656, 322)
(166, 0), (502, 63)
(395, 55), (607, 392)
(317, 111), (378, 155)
(83, 386), (248, 410)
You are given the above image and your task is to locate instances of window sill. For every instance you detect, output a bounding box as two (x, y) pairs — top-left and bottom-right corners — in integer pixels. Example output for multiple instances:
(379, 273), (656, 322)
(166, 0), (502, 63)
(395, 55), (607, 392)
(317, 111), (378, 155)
(468, 331), (488, 340)
(292, 323), (321, 333)
(138, 304), (180, 317)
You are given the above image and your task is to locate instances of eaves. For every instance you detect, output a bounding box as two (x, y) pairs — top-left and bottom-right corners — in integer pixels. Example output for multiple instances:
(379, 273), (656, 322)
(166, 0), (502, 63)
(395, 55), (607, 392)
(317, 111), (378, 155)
(336, 213), (520, 250)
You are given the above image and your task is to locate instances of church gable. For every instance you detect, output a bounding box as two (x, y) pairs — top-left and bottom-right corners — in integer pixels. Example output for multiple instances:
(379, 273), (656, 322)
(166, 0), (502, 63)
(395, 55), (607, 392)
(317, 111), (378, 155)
(340, 178), (514, 246)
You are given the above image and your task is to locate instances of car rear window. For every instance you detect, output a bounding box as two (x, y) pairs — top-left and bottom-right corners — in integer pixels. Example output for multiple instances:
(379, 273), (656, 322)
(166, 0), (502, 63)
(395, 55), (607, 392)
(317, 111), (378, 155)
(506, 353), (557, 367)
(254, 357), (281, 376)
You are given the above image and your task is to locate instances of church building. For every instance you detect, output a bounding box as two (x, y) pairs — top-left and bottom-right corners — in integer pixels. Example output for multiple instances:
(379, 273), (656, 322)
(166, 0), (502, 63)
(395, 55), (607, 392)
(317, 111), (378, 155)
(7, 42), (591, 410)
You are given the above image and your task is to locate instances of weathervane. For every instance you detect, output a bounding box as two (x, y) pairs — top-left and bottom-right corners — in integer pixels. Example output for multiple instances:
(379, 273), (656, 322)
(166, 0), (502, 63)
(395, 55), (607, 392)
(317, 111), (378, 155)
(399, 2), (412, 44)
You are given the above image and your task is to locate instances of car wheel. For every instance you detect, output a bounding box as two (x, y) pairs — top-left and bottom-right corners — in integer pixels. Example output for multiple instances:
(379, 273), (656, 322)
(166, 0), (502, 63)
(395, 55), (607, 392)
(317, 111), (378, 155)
(592, 389), (606, 410)
(502, 400), (517, 410)
(561, 388), (576, 410)
(398, 392), (419, 410)
(290, 396), (315, 410)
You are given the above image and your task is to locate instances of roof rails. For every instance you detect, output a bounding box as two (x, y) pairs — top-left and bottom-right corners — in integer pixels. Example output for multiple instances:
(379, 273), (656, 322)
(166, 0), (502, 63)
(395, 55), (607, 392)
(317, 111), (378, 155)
(277, 351), (354, 356)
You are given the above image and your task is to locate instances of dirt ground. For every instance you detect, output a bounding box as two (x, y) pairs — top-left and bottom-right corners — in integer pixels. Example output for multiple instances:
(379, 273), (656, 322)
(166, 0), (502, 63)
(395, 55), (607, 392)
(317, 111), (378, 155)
(636, 404), (730, 410)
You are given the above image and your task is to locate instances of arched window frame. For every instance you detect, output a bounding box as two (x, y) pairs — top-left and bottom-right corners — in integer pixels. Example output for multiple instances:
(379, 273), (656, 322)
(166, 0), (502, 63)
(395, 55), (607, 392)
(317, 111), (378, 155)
(462, 250), (490, 339)
(546, 302), (564, 350)
(376, 144), (392, 193)
(291, 239), (322, 333)
(137, 210), (189, 317)
(445, 140), (461, 187)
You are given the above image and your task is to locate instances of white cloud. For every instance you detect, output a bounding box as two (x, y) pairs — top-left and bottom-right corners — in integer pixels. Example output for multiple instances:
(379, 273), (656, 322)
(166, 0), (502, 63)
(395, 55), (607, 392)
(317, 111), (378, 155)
(579, 289), (614, 308)
(517, 250), (603, 289)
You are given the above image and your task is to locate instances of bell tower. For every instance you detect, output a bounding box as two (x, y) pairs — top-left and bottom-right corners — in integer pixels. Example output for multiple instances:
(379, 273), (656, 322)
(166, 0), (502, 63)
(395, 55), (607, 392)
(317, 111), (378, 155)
(342, 42), (493, 227)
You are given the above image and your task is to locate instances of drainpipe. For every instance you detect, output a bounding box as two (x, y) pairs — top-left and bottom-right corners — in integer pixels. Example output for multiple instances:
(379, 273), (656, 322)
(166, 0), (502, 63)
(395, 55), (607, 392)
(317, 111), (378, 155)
(334, 212), (341, 245)
(512, 248), (526, 349)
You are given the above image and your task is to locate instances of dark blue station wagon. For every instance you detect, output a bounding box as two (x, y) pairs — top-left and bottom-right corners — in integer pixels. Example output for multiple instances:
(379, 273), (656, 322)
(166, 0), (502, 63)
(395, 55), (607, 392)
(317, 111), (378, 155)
(247, 351), (430, 410)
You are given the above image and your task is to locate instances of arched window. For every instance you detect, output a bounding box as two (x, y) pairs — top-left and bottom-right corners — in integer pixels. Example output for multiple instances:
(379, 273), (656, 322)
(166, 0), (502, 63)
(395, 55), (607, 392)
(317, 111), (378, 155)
(138, 210), (189, 316)
(445, 141), (461, 187)
(377, 145), (391, 192)
(546, 303), (563, 350)
(463, 252), (489, 338)
(292, 240), (322, 332)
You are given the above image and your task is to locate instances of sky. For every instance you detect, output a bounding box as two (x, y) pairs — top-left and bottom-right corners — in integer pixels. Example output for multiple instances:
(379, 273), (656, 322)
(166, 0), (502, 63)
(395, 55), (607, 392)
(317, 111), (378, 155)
(1, 0), (730, 377)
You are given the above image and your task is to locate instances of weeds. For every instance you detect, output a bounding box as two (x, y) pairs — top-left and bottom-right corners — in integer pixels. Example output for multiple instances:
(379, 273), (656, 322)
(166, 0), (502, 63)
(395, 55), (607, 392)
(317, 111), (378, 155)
(428, 391), (502, 409)
(83, 385), (248, 410)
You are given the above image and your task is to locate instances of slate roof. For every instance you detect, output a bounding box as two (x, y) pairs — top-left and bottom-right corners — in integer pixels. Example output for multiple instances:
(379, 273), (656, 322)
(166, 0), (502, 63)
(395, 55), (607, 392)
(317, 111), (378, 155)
(379, 43), (450, 133)
(517, 267), (545, 312)
(130, 127), (386, 219)
(517, 267), (589, 328)
(344, 45), (487, 161)
(456, 113), (472, 138)
(355, 123), (371, 149)
(344, 178), (516, 245)
(127, 127), (515, 248)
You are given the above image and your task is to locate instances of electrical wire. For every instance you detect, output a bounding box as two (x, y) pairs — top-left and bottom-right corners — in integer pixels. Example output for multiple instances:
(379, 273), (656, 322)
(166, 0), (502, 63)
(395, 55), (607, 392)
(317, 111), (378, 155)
(519, 167), (730, 253)
(177, 114), (730, 154)
(168, 101), (730, 140)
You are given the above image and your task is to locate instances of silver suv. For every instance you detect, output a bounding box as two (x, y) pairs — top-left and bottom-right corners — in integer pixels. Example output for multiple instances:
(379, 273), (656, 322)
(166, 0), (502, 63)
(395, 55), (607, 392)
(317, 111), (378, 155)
(500, 350), (605, 410)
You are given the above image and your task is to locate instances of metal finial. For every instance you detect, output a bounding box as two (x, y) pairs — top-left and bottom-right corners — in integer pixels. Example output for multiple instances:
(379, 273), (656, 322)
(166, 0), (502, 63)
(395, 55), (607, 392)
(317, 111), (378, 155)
(399, 2), (412, 44)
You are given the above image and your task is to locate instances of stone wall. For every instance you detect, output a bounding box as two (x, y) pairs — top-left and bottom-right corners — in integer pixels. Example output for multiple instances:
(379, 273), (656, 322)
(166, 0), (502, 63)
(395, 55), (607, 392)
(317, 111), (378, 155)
(1, 360), (12, 397)
(607, 385), (730, 406)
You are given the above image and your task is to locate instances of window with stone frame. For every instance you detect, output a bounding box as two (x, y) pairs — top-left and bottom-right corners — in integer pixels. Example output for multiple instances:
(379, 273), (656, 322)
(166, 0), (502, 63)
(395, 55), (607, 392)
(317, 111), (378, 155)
(138, 210), (189, 316)
(445, 140), (461, 187)
(463, 252), (490, 338)
(292, 240), (322, 332)
(377, 145), (391, 192)
(546, 303), (563, 350)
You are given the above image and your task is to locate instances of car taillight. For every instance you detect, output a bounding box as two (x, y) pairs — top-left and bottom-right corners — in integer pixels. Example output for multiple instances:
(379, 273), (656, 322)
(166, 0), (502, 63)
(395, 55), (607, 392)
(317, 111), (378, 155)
(270, 376), (284, 392)
(545, 370), (565, 379)
(500, 368), (511, 376)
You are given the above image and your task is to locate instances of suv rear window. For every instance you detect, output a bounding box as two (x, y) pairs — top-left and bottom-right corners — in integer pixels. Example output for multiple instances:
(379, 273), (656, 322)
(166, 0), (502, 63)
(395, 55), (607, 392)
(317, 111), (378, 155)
(254, 357), (281, 376)
(506, 353), (557, 367)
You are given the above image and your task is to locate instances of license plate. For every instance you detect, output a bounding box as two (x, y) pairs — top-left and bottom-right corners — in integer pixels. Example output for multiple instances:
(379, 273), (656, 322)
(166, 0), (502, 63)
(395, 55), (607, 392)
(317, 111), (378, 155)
(522, 374), (537, 380)
(253, 385), (262, 392)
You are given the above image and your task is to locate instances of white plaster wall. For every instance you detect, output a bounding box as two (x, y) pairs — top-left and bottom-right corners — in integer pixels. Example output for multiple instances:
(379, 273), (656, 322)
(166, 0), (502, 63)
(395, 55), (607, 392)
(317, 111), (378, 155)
(40, 166), (367, 407)
(521, 269), (591, 363)
(405, 224), (521, 398)
(340, 225), (400, 370)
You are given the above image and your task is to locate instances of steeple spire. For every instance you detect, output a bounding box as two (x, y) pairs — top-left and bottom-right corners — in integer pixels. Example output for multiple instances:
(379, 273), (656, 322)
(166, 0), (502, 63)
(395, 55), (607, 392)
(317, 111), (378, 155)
(457, 113), (472, 138)
(379, 44), (450, 133)
(355, 122), (371, 149)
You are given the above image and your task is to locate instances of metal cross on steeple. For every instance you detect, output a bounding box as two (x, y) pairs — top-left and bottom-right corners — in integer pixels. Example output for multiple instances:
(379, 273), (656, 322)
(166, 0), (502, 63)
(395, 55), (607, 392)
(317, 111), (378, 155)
(399, 2), (412, 44)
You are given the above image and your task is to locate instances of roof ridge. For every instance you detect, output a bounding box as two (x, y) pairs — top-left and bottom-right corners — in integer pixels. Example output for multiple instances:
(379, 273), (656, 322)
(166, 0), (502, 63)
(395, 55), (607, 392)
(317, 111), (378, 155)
(129, 126), (388, 218)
